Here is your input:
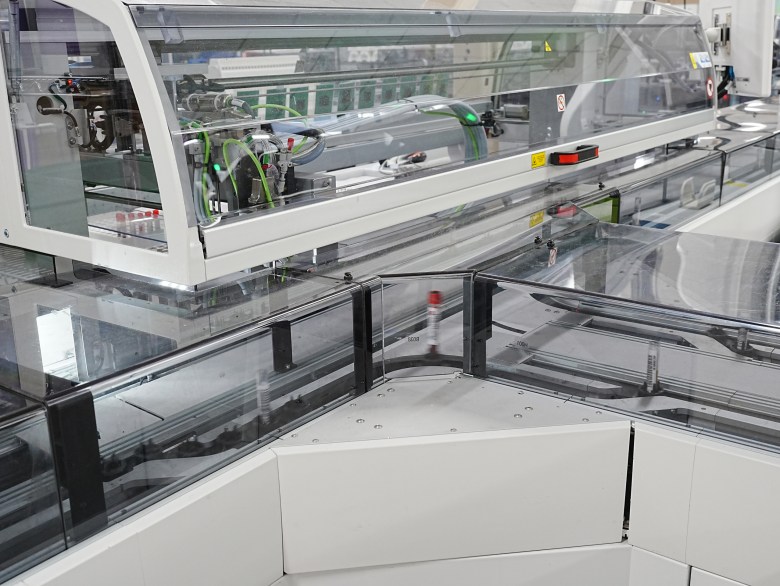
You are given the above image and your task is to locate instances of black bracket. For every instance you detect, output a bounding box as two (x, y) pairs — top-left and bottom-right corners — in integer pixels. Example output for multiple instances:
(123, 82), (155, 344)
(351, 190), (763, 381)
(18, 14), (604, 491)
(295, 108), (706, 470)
(271, 321), (296, 373)
(464, 276), (494, 378)
(47, 390), (108, 542)
(352, 285), (373, 395)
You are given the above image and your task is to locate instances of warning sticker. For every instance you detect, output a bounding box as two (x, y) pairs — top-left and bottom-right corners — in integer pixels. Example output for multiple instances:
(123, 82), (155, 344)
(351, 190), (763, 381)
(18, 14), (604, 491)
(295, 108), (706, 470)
(706, 77), (714, 99)
(689, 51), (713, 70)
(544, 40), (553, 52)
(556, 94), (566, 113)
(531, 151), (546, 169)
(530, 210), (545, 228)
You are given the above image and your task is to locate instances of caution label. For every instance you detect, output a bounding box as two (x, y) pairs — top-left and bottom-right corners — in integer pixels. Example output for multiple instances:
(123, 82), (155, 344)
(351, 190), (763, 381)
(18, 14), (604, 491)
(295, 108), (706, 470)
(689, 51), (713, 70)
(544, 40), (553, 52)
(530, 210), (545, 228)
(556, 94), (566, 112)
(531, 151), (546, 169)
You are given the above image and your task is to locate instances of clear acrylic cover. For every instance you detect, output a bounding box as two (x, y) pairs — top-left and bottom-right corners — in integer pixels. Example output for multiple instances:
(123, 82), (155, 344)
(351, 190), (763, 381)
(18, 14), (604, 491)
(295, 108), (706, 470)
(131, 0), (712, 226)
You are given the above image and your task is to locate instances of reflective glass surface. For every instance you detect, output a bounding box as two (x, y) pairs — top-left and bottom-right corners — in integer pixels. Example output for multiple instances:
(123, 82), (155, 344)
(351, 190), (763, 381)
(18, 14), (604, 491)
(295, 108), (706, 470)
(0, 264), (354, 401)
(358, 203), (780, 452)
(480, 276), (780, 451)
(485, 213), (780, 325)
(0, 260), (361, 580)
(0, 409), (65, 583)
(88, 284), (359, 526)
(378, 274), (466, 379)
(132, 1), (712, 226)
(617, 153), (723, 229)
(0, 0), (165, 249)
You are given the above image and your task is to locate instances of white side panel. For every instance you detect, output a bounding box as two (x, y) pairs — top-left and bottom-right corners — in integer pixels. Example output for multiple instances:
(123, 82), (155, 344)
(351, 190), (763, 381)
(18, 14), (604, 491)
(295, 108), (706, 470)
(628, 423), (697, 563)
(133, 451), (283, 586)
(13, 450), (283, 586)
(686, 439), (780, 586)
(697, 0), (775, 97)
(690, 568), (749, 586)
(629, 547), (689, 586)
(20, 533), (145, 586)
(274, 544), (632, 586)
(275, 422), (630, 574)
(678, 173), (780, 242)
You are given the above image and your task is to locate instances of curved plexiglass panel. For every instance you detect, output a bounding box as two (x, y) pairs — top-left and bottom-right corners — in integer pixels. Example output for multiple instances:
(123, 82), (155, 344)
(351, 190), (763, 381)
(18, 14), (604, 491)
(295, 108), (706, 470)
(132, 1), (713, 226)
(0, 0), (166, 250)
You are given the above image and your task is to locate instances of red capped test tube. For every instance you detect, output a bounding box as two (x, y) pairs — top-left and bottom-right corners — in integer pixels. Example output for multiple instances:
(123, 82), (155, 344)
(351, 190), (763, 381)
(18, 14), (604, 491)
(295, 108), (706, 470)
(427, 290), (442, 355)
(115, 212), (126, 236)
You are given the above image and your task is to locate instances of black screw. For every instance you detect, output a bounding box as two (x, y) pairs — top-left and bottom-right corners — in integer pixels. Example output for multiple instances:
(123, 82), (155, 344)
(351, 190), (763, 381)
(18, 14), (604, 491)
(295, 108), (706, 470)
(546, 239), (556, 249)
(533, 236), (543, 246)
(344, 272), (353, 282)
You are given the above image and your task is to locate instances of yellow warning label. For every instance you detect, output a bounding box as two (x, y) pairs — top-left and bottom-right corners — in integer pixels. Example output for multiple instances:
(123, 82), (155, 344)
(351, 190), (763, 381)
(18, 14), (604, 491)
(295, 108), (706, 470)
(689, 52), (698, 69)
(544, 41), (553, 52)
(531, 151), (546, 169)
(530, 211), (545, 228)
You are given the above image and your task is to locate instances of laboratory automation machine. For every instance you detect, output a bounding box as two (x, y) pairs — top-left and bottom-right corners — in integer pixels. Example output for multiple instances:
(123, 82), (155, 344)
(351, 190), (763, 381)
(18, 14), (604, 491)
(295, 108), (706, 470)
(6, 2), (780, 586)
(0, 0), (715, 285)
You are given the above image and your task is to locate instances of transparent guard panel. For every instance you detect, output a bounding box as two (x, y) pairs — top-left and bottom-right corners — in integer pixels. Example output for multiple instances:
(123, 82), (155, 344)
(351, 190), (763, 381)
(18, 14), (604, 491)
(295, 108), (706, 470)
(379, 274), (466, 379)
(618, 153), (724, 228)
(485, 216), (780, 326)
(0, 409), (65, 583)
(0, 266), (356, 400)
(481, 276), (780, 451)
(132, 1), (713, 226)
(85, 283), (359, 524)
(0, 0), (165, 249)
(722, 135), (780, 205)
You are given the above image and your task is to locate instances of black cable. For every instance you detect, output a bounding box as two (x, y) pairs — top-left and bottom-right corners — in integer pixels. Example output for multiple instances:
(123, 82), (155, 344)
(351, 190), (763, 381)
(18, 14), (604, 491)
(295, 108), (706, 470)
(491, 321), (526, 335)
(87, 104), (114, 152)
(48, 84), (68, 109)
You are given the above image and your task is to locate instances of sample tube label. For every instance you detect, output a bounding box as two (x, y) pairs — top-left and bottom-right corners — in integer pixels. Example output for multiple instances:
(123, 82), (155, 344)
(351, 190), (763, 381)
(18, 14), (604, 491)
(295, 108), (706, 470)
(646, 341), (660, 392)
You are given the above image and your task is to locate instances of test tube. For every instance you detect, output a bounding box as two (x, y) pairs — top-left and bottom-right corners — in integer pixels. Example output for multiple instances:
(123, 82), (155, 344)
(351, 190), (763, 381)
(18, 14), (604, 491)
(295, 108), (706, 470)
(427, 290), (442, 355)
(256, 370), (271, 426)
